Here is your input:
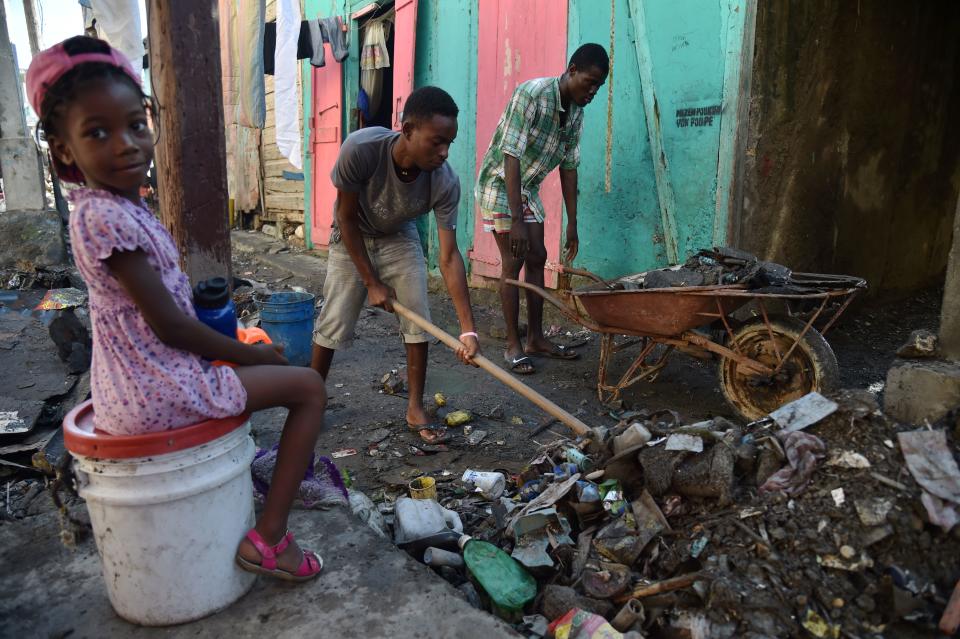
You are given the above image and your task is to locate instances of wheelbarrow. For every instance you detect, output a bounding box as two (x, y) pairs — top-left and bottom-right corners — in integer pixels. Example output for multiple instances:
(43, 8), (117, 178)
(507, 266), (866, 421)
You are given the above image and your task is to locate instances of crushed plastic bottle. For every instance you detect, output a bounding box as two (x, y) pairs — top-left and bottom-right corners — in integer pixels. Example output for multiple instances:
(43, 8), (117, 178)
(460, 535), (537, 622)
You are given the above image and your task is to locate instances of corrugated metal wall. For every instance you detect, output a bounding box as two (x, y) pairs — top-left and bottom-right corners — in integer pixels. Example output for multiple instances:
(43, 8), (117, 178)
(262, 0), (306, 232)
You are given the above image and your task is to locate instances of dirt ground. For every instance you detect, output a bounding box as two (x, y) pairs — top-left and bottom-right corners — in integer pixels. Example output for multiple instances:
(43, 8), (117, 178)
(230, 247), (942, 495)
(1, 241), (955, 638)
(227, 242), (960, 637)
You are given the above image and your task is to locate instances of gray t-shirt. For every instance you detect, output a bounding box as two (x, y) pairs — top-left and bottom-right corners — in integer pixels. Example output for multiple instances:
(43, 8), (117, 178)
(331, 127), (460, 238)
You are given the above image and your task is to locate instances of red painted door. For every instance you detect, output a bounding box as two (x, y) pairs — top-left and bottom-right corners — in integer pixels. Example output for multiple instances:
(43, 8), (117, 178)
(391, 0), (419, 130)
(309, 43), (343, 248)
(470, 0), (569, 286)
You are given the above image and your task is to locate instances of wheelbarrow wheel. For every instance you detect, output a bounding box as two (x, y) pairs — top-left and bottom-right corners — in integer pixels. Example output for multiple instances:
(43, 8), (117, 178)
(717, 316), (839, 422)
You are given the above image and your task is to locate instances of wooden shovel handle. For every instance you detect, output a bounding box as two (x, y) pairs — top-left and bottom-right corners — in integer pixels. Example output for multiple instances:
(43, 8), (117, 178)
(391, 301), (593, 437)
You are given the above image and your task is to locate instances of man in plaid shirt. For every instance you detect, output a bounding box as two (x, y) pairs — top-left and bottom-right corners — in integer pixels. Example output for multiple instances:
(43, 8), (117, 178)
(475, 44), (608, 374)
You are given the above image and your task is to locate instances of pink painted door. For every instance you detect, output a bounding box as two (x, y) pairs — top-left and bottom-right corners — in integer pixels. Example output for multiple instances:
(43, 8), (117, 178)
(391, 0), (419, 130)
(469, 0), (569, 286)
(309, 43), (343, 248)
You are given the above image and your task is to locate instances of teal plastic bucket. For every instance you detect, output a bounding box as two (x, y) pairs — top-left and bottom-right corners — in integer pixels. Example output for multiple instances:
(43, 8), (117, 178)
(258, 292), (315, 366)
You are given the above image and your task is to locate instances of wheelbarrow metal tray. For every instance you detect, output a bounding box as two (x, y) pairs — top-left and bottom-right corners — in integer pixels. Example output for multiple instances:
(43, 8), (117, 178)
(571, 283), (750, 336)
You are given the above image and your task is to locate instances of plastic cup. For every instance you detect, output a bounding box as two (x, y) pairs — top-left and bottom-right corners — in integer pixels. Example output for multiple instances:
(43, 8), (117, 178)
(461, 470), (506, 500)
(409, 475), (437, 500)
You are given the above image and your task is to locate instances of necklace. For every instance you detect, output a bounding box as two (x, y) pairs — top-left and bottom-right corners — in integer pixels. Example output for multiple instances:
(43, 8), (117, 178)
(397, 165), (419, 179)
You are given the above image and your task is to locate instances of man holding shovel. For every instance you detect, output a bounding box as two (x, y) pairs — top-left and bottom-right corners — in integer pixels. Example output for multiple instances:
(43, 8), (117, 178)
(475, 43), (609, 375)
(311, 86), (479, 444)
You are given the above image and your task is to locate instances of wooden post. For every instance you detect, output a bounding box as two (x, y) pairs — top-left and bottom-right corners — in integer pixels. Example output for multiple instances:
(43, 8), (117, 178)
(147, 0), (231, 286)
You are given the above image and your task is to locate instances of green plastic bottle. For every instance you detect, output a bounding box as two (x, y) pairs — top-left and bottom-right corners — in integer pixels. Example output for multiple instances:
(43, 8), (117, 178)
(460, 536), (537, 621)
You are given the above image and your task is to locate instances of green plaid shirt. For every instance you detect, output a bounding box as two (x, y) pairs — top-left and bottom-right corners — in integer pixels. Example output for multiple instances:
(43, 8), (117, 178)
(475, 77), (583, 222)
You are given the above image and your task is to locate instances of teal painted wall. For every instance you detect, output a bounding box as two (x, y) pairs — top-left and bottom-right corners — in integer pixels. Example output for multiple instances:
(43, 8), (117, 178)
(569, 0), (749, 277)
(638, 0), (726, 260)
(567, 0), (668, 279)
(413, 0), (478, 272)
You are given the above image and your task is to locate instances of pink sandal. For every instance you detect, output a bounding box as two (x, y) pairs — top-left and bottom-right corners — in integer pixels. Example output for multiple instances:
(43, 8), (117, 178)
(235, 529), (323, 582)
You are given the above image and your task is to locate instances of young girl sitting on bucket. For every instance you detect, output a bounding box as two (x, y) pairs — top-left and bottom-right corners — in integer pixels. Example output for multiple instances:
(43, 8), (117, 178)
(27, 36), (325, 582)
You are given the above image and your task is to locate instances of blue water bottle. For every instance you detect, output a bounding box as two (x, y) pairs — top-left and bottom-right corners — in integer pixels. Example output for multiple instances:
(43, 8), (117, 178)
(193, 277), (238, 338)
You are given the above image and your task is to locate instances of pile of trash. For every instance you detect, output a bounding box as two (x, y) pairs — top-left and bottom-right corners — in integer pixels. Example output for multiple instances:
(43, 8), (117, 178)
(614, 247), (866, 294)
(357, 391), (960, 638)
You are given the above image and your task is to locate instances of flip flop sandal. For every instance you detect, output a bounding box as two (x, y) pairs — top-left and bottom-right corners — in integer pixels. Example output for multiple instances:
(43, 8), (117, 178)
(504, 352), (536, 375)
(236, 529), (323, 582)
(525, 344), (580, 360)
(407, 422), (451, 444)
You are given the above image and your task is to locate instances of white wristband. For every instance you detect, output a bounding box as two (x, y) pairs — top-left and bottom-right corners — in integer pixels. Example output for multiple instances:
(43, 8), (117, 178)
(459, 332), (478, 341)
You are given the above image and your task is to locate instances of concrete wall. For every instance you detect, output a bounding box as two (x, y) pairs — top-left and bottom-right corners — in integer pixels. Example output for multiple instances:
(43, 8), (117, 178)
(739, 0), (960, 297)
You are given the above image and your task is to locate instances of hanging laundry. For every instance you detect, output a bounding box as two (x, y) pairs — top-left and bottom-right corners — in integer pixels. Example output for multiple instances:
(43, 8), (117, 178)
(307, 17), (349, 67)
(360, 15), (392, 71)
(360, 12), (394, 121)
(237, 0), (266, 129)
(218, 0), (262, 211)
(262, 21), (312, 75)
(275, 0), (302, 169)
(221, 1), (267, 126)
(358, 87), (372, 123)
(88, 0), (143, 77)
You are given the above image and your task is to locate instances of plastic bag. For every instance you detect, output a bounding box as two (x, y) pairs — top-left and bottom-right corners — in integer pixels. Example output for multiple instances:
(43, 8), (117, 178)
(548, 608), (623, 639)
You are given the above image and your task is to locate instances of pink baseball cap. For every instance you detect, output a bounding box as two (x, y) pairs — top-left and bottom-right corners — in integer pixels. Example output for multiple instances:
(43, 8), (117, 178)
(26, 38), (140, 117)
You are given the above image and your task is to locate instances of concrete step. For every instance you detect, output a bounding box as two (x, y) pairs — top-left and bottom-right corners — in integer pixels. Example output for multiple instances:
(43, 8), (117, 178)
(0, 503), (518, 637)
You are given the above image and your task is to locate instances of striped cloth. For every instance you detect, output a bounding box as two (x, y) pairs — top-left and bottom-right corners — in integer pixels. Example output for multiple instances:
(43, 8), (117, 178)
(475, 77), (583, 232)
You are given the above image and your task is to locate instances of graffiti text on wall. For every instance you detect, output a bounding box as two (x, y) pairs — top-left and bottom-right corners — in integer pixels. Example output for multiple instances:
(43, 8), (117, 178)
(676, 104), (721, 128)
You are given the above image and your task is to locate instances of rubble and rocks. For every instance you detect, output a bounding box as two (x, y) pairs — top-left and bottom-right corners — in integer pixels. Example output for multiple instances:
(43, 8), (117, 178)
(897, 429), (960, 532)
(612, 247), (865, 296)
(381, 370), (406, 395)
(0, 210), (67, 271)
(48, 309), (92, 374)
(0, 288), (84, 477)
(1, 232), (956, 637)
(896, 329), (940, 359)
(362, 390), (960, 638)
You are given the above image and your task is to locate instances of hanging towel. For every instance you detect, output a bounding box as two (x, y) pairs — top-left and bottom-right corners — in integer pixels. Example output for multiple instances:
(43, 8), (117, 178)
(307, 16), (349, 67)
(88, 0), (143, 78)
(237, 0), (266, 129)
(275, 0), (302, 169)
(219, 0), (262, 210)
(263, 20), (313, 75)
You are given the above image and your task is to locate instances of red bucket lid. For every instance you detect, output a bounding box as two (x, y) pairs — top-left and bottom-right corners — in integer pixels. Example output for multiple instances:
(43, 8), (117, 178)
(63, 400), (250, 459)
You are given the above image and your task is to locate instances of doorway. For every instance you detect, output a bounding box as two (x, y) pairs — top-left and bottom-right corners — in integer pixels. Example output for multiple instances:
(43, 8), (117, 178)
(356, 4), (395, 129)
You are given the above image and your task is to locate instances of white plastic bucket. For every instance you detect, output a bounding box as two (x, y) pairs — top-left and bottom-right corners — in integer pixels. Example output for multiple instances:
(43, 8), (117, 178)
(70, 416), (257, 625)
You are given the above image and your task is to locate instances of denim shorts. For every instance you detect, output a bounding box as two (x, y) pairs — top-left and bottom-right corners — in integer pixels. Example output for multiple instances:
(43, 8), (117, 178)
(313, 231), (430, 348)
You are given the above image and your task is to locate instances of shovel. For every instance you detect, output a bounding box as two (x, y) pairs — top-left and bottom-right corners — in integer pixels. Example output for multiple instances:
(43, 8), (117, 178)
(391, 301), (594, 438)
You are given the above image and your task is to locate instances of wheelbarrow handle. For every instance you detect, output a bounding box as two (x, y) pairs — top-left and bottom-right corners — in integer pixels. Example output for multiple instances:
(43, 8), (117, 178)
(559, 265), (607, 285)
(391, 301), (594, 438)
(505, 279), (603, 333)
